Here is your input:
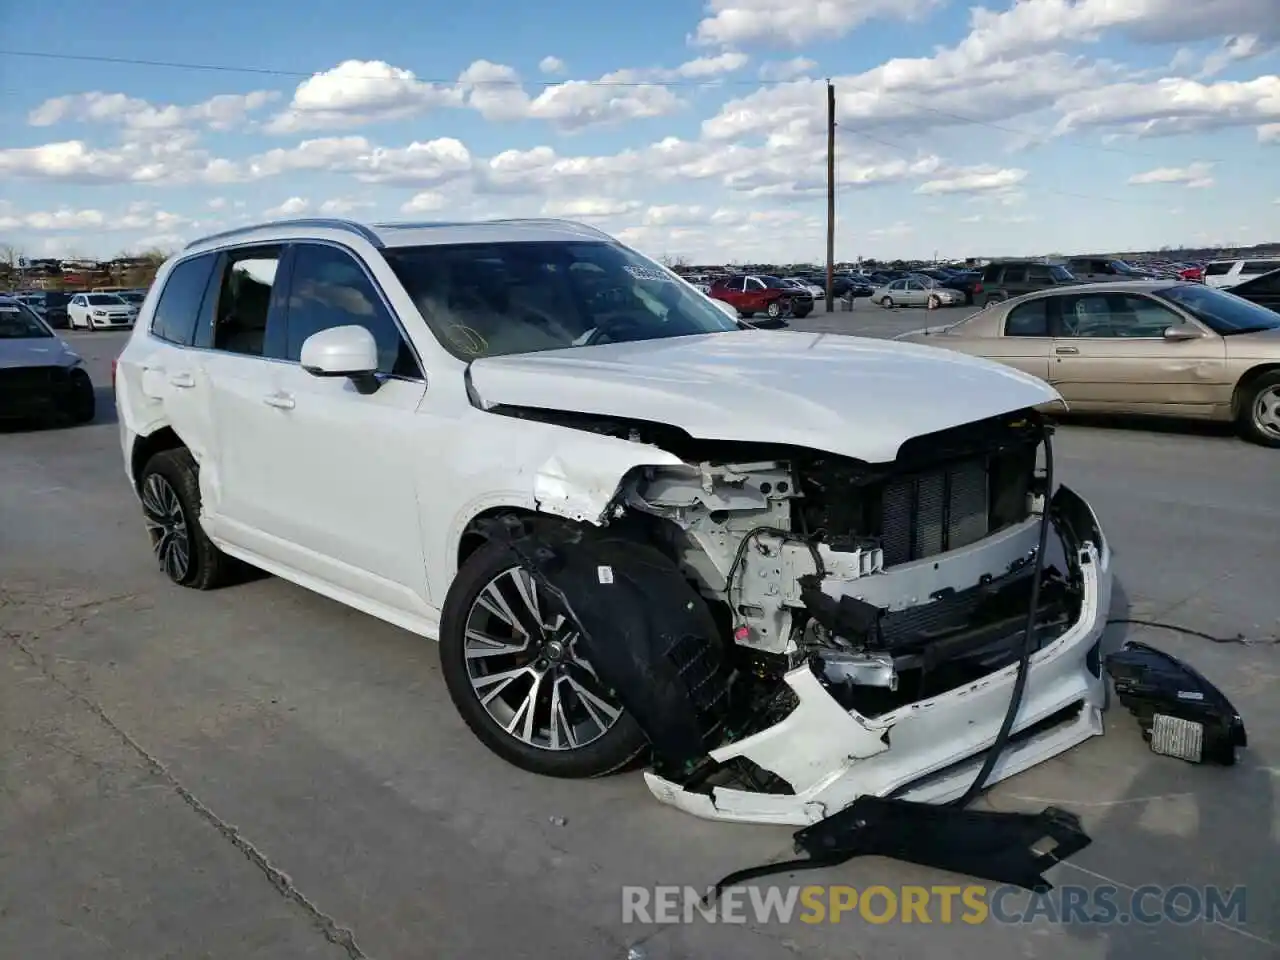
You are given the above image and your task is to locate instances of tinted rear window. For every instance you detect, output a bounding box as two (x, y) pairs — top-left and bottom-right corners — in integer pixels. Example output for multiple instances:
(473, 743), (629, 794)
(152, 254), (216, 346)
(1242, 260), (1280, 273)
(1204, 261), (1234, 276)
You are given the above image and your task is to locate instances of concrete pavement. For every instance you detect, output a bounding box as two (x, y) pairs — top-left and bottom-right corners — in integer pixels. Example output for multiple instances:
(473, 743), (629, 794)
(2, 326), (1276, 959)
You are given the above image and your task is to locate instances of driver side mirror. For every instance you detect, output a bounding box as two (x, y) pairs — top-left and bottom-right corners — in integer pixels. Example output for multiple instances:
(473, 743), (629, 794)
(1163, 323), (1203, 341)
(300, 325), (381, 394)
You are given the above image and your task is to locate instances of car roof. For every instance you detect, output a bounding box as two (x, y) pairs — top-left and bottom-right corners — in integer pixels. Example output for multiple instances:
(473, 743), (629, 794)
(181, 217), (617, 255)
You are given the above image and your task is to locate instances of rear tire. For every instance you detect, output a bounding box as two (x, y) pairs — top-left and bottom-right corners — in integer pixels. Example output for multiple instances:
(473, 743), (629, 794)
(881, 296), (894, 308)
(138, 447), (234, 589)
(766, 301), (783, 319)
(1238, 371), (1280, 448)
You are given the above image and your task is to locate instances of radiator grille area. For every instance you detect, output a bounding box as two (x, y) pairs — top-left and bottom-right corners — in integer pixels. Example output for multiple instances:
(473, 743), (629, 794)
(879, 457), (993, 566)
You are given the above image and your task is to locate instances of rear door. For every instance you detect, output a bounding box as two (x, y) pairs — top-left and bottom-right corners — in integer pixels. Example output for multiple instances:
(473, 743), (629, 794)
(128, 252), (222, 468)
(1049, 291), (1228, 415)
(985, 297), (1053, 381)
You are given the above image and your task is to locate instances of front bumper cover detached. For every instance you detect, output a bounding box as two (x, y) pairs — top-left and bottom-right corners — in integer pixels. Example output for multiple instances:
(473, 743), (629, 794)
(646, 484), (1113, 827)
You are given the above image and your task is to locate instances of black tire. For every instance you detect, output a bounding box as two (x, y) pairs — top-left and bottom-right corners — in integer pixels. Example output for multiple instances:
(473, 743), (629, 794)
(792, 304), (813, 319)
(440, 537), (649, 778)
(881, 296), (894, 308)
(62, 368), (96, 424)
(138, 447), (234, 589)
(927, 295), (941, 310)
(440, 534), (727, 779)
(1237, 370), (1280, 448)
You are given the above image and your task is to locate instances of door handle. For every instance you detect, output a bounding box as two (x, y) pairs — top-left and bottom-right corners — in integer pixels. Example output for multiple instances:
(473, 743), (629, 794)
(1054, 346), (1079, 355)
(262, 392), (295, 410)
(168, 372), (195, 388)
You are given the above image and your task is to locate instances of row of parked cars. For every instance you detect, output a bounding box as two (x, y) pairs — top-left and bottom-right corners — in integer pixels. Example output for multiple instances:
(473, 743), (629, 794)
(1, 287), (148, 330)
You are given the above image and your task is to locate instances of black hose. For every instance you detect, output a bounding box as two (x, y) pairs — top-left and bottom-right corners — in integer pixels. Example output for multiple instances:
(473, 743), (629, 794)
(949, 426), (1055, 809)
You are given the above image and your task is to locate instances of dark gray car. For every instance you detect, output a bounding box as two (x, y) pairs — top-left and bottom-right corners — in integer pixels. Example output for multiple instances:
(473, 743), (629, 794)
(977, 260), (1077, 306)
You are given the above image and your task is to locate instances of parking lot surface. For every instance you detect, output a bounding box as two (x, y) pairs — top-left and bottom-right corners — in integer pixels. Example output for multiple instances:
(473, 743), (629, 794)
(3, 317), (1277, 959)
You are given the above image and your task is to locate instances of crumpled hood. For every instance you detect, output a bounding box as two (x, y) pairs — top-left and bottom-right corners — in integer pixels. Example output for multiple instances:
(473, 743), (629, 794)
(0, 336), (80, 371)
(468, 331), (1062, 463)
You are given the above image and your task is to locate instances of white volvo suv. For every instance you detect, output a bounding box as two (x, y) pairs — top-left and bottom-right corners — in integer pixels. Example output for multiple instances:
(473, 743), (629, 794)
(115, 218), (1112, 825)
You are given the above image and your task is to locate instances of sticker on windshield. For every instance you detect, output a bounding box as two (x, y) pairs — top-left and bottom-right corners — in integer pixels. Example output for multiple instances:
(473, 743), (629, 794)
(623, 265), (675, 283)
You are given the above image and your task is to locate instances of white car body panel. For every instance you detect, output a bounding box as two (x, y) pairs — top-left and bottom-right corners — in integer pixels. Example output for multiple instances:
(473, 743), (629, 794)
(646, 526), (1110, 825)
(113, 217), (1115, 826)
(468, 331), (1062, 464)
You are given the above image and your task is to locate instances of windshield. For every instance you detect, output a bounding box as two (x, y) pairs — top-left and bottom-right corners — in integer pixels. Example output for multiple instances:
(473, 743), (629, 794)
(0, 300), (54, 338)
(87, 294), (126, 306)
(1157, 284), (1280, 335)
(1049, 265), (1075, 281)
(383, 241), (739, 359)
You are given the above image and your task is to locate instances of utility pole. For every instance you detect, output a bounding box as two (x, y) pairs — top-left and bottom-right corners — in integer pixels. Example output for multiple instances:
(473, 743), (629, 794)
(825, 80), (836, 313)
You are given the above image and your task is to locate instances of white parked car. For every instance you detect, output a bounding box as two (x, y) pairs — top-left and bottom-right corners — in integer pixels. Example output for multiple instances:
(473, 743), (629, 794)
(68, 292), (139, 330)
(114, 217), (1111, 825)
(1203, 258), (1280, 290)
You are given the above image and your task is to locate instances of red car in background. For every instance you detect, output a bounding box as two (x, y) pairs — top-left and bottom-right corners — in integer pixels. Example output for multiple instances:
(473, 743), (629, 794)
(708, 274), (814, 325)
(1178, 264), (1205, 282)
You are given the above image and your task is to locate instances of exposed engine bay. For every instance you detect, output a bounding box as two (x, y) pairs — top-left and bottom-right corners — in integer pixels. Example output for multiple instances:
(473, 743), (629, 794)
(487, 403), (1113, 824)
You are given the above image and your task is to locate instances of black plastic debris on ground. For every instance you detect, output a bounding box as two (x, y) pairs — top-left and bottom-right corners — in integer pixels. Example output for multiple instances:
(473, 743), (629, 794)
(1105, 640), (1248, 765)
(710, 797), (1091, 900)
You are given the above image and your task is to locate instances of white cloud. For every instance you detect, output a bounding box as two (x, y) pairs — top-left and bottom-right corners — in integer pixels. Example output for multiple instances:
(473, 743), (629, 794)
(693, 0), (940, 47)
(265, 60), (462, 133)
(0, 203), (190, 232)
(1128, 161), (1216, 188)
(915, 165), (1028, 195)
(539, 56), (567, 75)
(1259, 122), (1280, 141)
(1054, 75), (1280, 139)
(400, 191), (446, 213)
(239, 135), (474, 186)
(319, 197), (375, 215)
(264, 197), (310, 216)
(0, 137), (228, 185)
(758, 57), (817, 80)
(28, 90), (277, 133)
(207, 197), (227, 209)
(540, 197), (643, 219)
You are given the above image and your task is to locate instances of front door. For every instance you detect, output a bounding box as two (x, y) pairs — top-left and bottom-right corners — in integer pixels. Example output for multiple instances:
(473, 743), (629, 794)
(1048, 291), (1228, 415)
(248, 241), (430, 615)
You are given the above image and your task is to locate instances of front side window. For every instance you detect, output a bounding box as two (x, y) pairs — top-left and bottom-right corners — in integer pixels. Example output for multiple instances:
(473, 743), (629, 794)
(1242, 260), (1280, 274)
(285, 244), (420, 377)
(1204, 261), (1234, 277)
(212, 248), (281, 357)
(382, 241), (738, 360)
(1002, 265), (1028, 283)
(0, 300), (53, 339)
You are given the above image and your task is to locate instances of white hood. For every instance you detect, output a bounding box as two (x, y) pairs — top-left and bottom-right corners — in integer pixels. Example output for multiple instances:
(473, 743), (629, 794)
(468, 331), (1062, 463)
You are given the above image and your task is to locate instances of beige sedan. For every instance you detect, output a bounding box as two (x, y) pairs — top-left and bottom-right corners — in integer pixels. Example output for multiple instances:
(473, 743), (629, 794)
(896, 280), (1280, 446)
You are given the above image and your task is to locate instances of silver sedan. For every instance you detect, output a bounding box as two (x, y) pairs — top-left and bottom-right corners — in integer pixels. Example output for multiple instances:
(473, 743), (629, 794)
(872, 276), (964, 309)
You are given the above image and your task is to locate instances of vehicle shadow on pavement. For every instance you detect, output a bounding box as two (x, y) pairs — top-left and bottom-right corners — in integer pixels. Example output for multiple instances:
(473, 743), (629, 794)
(1062, 412), (1236, 442)
(1055, 576), (1279, 958)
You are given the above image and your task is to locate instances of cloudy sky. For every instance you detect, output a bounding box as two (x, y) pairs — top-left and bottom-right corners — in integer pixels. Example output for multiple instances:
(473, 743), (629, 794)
(1, 0), (1278, 262)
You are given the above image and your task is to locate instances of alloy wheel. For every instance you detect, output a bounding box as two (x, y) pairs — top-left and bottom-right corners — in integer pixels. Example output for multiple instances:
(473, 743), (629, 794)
(463, 566), (623, 751)
(141, 474), (191, 581)
(1253, 385), (1280, 441)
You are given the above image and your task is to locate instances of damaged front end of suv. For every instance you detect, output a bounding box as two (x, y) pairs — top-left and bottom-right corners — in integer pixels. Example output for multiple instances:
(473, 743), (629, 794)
(481, 400), (1111, 827)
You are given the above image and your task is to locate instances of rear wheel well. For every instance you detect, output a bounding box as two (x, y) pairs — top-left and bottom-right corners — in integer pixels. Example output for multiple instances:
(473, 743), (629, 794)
(1232, 364), (1280, 417)
(131, 427), (185, 492)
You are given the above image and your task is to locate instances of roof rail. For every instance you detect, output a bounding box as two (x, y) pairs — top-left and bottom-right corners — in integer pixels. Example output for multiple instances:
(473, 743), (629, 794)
(183, 218), (384, 251)
(482, 218), (613, 239)
(370, 217), (614, 240)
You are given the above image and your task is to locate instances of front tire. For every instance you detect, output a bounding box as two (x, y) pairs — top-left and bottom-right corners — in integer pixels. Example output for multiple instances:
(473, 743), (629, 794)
(440, 538), (649, 778)
(1239, 372), (1280, 447)
(881, 296), (894, 308)
(138, 447), (233, 589)
(766, 300), (783, 319)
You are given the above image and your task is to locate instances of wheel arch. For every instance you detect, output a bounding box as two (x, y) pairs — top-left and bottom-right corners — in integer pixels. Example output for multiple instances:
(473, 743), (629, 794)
(1231, 363), (1280, 418)
(130, 425), (187, 493)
